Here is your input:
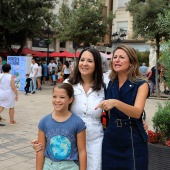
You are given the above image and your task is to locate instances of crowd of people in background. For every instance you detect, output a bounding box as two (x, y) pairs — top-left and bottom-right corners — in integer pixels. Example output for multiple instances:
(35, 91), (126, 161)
(1, 54), (170, 97)
(139, 62), (169, 95)
(25, 58), (74, 95)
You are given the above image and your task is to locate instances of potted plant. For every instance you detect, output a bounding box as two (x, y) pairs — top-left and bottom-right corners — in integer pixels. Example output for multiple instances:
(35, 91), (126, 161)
(148, 101), (170, 169)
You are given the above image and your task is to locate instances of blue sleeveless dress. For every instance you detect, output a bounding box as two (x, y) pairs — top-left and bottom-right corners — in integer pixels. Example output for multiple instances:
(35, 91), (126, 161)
(102, 79), (149, 170)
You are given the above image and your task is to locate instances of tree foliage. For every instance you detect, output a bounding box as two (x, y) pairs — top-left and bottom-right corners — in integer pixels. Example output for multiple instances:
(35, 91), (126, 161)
(126, 0), (169, 39)
(126, 0), (170, 97)
(156, 5), (170, 35)
(54, 0), (115, 50)
(0, 0), (57, 55)
(159, 41), (170, 89)
(136, 50), (149, 66)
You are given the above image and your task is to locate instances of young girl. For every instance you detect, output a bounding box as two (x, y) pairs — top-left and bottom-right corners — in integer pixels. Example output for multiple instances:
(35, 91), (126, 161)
(36, 83), (87, 170)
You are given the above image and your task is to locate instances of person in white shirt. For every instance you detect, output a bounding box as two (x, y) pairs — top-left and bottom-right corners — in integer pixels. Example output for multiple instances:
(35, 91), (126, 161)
(139, 63), (148, 78)
(29, 58), (38, 94)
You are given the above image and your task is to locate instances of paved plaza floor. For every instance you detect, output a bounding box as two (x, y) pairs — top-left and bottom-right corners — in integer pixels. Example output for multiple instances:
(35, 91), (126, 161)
(0, 83), (169, 170)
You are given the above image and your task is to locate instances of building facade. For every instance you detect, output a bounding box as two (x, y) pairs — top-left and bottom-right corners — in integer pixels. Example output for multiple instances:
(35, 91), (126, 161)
(109, 0), (149, 53)
(29, 0), (150, 55)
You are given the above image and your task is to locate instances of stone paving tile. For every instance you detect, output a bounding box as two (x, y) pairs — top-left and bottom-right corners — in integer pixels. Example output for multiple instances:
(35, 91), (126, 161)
(5, 162), (35, 170)
(0, 160), (18, 169)
(0, 152), (17, 159)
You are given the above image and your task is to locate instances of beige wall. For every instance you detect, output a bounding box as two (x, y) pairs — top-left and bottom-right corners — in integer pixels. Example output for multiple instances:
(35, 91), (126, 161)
(112, 0), (133, 39)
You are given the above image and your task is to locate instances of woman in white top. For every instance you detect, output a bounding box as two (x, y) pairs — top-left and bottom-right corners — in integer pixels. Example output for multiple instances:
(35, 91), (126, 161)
(0, 64), (18, 124)
(62, 60), (71, 80)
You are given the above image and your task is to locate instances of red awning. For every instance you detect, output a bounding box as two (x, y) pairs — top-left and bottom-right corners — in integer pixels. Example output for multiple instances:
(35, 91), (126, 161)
(33, 52), (48, 57)
(14, 47), (39, 55)
(74, 51), (80, 58)
(49, 52), (62, 57)
(59, 51), (74, 58)
(32, 51), (81, 58)
(21, 48), (38, 55)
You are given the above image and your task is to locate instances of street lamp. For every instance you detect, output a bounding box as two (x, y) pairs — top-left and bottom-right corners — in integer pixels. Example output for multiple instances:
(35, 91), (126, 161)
(44, 24), (53, 64)
(111, 28), (127, 46)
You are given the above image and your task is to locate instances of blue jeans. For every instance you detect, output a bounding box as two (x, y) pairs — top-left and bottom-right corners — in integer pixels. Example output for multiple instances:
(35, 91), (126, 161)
(149, 81), (155, 94)
(30, 77), (37, 92)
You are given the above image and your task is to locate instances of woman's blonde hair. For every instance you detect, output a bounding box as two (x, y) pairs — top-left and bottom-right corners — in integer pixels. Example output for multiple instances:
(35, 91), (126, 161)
(109, 44), (144, 82)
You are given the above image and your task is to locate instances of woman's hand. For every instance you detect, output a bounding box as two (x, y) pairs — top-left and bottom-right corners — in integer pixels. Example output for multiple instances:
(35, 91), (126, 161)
(95, 99), (116, 111)
(31, 139), (43, 153)
(15, 96), (18, 101)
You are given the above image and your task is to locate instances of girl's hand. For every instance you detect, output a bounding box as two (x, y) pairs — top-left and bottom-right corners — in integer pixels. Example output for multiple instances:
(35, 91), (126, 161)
(31, 139), (43, 153)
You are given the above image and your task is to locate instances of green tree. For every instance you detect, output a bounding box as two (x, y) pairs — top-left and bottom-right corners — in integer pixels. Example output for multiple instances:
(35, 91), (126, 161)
(136, 50), (149, 66)
(159, 41), (170, 89)
(156, 6), (170, 35)
(0, 0), (57, 55)
(126, 0), (170, 97)
(54, 0), (115, 52)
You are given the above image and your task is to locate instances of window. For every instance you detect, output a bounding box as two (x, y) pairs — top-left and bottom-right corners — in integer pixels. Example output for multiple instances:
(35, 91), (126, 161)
(103, 6), (107, 18)
(117, 0), (129, 8)
(60, 42), (66, 48)
(116, 21), (128, 32)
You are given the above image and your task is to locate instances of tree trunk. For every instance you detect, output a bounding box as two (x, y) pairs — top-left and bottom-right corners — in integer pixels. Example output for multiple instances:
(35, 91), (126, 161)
(155, 34), (160, 98)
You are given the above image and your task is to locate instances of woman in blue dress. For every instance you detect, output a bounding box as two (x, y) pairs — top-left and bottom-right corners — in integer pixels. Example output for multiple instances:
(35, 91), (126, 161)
(96, 45), (149, 170)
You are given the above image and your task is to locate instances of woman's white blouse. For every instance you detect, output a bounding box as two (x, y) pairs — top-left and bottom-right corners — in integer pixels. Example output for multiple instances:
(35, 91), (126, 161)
(70, 83), (104, 170)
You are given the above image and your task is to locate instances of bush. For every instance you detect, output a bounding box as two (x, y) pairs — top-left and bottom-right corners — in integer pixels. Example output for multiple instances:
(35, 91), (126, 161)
(159, 40), (170, 89)
(150, 101), (170, 146)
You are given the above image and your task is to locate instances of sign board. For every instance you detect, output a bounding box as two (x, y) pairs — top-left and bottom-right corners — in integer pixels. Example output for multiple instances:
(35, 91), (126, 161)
(7, 56), (31, 91)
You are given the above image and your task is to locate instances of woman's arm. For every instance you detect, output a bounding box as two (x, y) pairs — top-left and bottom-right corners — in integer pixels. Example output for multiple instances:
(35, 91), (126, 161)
(77, 130), (87, 170)
(11, 76), (18, 101)
(36, 129), (46, 170)
(61, 65), (65, 72)
(147, 70), (152, 79)
(95, 83), (149, 119)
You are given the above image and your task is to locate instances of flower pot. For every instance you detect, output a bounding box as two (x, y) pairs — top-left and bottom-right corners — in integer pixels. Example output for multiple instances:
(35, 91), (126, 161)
(148, 142), (170, 170)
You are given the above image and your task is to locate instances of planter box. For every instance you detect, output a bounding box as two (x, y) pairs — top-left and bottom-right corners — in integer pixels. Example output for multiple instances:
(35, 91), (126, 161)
(148, 142), (170, 170)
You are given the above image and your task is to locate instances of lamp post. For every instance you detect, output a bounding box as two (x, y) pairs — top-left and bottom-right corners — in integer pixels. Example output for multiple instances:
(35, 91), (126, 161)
(111, 28), (127, 46)
(44, 24), (53, 64)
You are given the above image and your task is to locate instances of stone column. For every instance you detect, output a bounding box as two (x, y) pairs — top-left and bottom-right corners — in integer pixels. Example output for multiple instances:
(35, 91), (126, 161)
(149, 44), (156, 69)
